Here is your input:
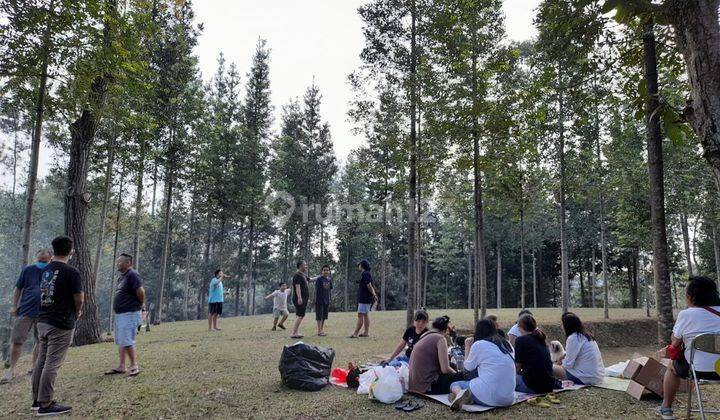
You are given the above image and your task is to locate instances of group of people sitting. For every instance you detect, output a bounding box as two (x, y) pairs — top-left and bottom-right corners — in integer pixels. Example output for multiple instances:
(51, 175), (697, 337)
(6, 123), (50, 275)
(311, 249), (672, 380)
(381, 276), (720, 419)
(385, 308), (604, 410)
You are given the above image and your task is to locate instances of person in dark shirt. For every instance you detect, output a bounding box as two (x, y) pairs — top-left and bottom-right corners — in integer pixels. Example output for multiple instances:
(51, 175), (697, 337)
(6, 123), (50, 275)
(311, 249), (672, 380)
(105, 253), (145, 377)
(349, 260), (376, 338)
(290, 260), (310, 339)
(2, 249), (52, 383)
(314, 265), (333, 336)
(384, 309), (430, 367)
(32, 235), (84, 417)
(513, 314), (560, 394)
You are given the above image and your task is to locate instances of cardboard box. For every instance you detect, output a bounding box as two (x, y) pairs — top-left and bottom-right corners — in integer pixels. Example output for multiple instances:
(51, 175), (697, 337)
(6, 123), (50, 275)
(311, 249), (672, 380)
(624, 356), (691, 400)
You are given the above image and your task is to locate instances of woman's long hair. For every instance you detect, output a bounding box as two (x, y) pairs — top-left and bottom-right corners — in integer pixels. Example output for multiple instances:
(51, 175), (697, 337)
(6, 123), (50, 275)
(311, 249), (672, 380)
(474, 319), (513, 355)
(518, 314), (546, 344)
(561, 312), (594, 341)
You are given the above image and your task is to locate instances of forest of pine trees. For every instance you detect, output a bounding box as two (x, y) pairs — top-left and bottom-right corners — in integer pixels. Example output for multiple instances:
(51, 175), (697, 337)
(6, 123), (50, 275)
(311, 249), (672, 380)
(1, 0), (719, 346)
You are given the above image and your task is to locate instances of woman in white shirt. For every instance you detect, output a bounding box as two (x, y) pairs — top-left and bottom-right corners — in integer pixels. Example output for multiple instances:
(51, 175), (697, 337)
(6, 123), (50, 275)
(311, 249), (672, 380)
(449, 319), (516, 410)
(552, 312), (605, 385)
(658, 276), (720, 420)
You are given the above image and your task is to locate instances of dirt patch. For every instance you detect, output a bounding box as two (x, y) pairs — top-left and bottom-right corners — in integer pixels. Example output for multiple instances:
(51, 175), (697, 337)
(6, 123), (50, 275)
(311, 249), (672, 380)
(460, 318), (660, 348)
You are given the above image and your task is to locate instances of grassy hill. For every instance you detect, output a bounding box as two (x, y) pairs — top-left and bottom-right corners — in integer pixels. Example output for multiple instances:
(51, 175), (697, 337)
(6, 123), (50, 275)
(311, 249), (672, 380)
(1, 308), (699, 419)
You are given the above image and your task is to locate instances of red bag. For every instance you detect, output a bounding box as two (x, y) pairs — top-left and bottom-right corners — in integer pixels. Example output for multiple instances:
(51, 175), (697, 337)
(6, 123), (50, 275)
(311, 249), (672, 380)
(666, 344), (683, 360)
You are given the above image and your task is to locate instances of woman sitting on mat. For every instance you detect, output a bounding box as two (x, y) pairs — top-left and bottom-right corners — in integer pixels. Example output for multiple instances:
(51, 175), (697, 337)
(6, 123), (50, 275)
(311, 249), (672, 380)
(449, 319), (516, 410)
(514, 314), (560, 394)
(658, 276), (720, 420)
(408, 315), (461, 394)
(552, 312), (605, 386)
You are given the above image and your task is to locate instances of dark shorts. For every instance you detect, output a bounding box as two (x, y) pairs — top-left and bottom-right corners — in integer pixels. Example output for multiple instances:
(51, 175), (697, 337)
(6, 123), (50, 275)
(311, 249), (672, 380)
(294, 301), (307, 318)
(673, 358), (720, 380)
(315, 304), (329, 321)
(209, 302), (223, 315)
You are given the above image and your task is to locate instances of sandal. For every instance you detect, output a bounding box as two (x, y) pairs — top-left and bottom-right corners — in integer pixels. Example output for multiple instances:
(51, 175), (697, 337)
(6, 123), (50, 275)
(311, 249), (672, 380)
(104, 368), (126, 375)
(358, 334), (369, 338)
(128, 367), (140, 377)
(545, 394), (560, 404)
(527, 397), (551, 408)
(402, 400), (424, 412)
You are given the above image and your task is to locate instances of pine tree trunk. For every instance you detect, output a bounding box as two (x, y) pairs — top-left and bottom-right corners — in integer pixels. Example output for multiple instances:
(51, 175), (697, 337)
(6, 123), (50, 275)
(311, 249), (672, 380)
(681, 212), (694, 276)
(520, 209), (526, 309)
(423, 255), (428, 308)
(183, 202), (195, 321)
(643, 20), (674, 343)
(235, 224), (245, 316)
(106, 164), (125, 329)
(199, 216), (211, 319)
(496, 244), (502, 309)
(246, 208), (256, 316)
(92, 142), (115, 294)
(669, 0), (720, 185)
(344, 238), (350, 312)
(471, 37), (487, 323)
(467, 246), (473, 310)
(532, 252), (538, 308)
(20, 11), (52, 266)
(150, 161), (158, 218)
(714, 224), (720, 289)
(380, 200), (387, 310)
(590, 247), (596, 308)
(558, 75), (570, 314)
(579, 266), (586, 307)
(131, 139), (146, 270)
(156, 164), (174, 324)
(406, 0), (418, 327)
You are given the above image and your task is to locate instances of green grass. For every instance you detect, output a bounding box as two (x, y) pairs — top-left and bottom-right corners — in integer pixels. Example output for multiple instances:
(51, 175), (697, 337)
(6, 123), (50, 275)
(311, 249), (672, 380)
(0, 308), (708, 419)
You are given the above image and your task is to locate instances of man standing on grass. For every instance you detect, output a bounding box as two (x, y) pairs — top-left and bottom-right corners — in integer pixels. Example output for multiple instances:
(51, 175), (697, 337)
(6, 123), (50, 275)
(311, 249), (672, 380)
(290, 261), (309, 339)
(32, 235), (84, 416)
(349, 260), (376, 339)
(315, 265), (333, 336)
(2, 249), (52, 383)
(265, 282), (290, 331)
(105, 253), (144, 377)
(208, 269), (227, 331)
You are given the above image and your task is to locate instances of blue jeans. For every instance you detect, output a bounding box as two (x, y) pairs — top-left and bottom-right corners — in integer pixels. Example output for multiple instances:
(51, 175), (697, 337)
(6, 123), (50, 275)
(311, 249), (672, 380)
(565, 370), (585, 385)
(450, 381), (488, 406)
(515, 375), (533, 393)
(389, 355), (409, 368)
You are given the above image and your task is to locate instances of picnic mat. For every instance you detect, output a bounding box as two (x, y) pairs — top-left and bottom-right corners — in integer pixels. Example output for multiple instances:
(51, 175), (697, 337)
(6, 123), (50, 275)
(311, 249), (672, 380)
(417, 382), (585, 413)
(594, 376), (631, 392)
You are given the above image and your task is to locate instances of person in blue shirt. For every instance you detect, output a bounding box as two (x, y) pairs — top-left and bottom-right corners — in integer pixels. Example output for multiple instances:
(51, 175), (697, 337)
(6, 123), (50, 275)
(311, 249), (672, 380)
(2, 249), (52, 383)
(314, 265), (333, 336)
(208, 269), (227, 332)
(349, 260), (377, 338)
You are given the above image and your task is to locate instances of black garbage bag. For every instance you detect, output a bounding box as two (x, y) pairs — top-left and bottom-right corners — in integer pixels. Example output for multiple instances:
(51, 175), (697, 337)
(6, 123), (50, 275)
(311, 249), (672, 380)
(279, 342), (335, 391)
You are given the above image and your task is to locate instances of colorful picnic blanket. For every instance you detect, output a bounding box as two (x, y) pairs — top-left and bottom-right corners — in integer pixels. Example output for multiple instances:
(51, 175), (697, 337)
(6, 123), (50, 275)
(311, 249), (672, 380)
(418, 381), (585, 413)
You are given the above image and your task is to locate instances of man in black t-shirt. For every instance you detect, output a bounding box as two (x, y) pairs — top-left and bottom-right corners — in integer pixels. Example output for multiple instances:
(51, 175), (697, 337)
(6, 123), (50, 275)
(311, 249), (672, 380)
(106, 253), (145, 377)
(290, 260), (309, 339)
(384, 309), (429, 366)
(31, 235), (84, 417)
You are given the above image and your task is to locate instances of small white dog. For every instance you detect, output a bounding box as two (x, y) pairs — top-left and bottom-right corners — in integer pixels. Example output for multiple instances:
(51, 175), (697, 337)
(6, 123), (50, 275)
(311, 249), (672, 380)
(549, 340), (566, 364)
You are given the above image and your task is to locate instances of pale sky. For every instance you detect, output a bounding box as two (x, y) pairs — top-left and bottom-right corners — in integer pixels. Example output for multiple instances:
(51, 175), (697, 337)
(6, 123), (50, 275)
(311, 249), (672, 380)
(1, 0), (541, 186)
(193, 0), (542, 161)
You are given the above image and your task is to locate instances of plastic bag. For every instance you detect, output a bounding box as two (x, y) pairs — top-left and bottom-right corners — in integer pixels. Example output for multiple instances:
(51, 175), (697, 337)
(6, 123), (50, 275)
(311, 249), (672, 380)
(357, 367), (380, 395)
(398, 363), (410, 393)
(605, 360), (629, 378)
(369, 366), (404, 404)
(279, 342), (335, 391)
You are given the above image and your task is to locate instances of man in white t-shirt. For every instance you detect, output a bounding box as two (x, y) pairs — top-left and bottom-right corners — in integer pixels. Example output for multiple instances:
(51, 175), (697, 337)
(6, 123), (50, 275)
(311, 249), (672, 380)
(507, 309), (533, 347)
(659, 276), (720, 420)
(265, 282), (290, 331)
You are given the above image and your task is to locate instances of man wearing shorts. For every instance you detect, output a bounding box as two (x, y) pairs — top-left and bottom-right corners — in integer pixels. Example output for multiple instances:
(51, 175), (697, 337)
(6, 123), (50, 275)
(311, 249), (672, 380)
(265, 282), (290, 331)
(208, 269), (226, 331)
(1, 249), (52, 383)
(315, 265), (333, 336)
(290, 261), (309, 339)
(105, 253), (145, 378)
